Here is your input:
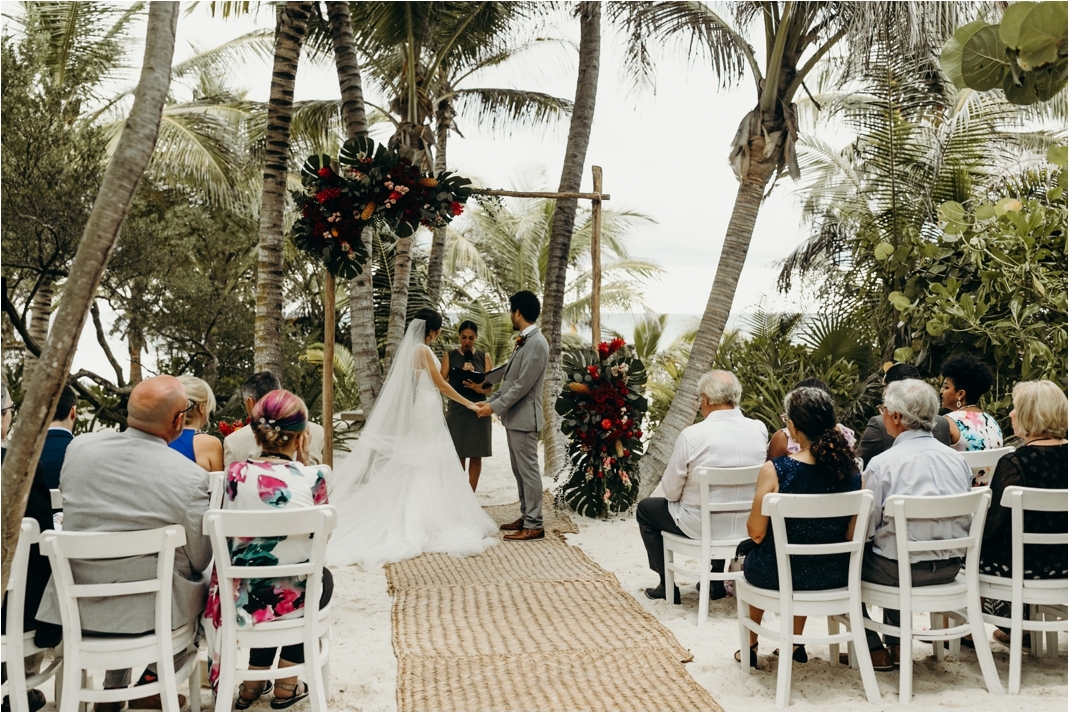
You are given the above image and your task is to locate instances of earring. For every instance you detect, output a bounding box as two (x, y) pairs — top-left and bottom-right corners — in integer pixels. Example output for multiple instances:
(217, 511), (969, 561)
(956, 398), (962, 409)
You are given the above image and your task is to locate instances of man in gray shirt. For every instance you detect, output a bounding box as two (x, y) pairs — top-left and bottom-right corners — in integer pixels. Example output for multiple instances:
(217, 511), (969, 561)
(36, 376), (211, 709)
(858, 379), (972, 670)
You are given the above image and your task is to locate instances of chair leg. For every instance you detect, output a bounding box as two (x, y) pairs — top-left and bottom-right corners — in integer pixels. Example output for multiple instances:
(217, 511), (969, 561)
(1009, 598), (1024, 695)
(775, 632), (793, 708)
(159, 653), (181, 712)
(663, 544), (675, 605)
(970, 597), (1005, 696)
(850, 610), (881, 705)
(737, 597), (751, 676)
(213, 641), (237, 713)
(828, 616), (840, 666)
(899, 633), (912, 704)
(931, 613), (944, 662)
(306, 638), (327, 712)
(9, 647), (30, 713)
(698, 572), (711, 628)
(188, 646), (202, 713)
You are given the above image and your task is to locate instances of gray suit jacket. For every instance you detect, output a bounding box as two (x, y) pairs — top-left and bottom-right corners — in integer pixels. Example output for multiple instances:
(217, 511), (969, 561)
(489, 326), (549, 433)
(36, 428), (211, 635)
(223, 421), (325, 468)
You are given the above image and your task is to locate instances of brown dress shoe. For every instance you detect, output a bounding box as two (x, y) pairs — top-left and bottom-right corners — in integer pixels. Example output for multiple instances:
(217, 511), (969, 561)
(499, 517), (525, 531)
(839, 646), (894, 671)
(503, 528), (545, 541)
(127, 693), (187, 710)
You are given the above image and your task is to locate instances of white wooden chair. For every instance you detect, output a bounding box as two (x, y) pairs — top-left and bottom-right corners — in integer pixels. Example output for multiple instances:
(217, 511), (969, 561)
(39, 526), (201, 712)
(207, 471), (226, 511)
(203, 506), (337, 712)
(961, 446), (1014, 485)
(49, 489), (63, 510)
(977, 486), (1068, 694)
(857, 490), (1003, 703)
(737, 490), (880, 707)
(663, 464), (762, 626)
(1, 519), (63, 712)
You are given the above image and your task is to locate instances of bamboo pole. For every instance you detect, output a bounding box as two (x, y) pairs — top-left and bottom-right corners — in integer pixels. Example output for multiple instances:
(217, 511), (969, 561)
(322, 270), (335, 467)
(590, 166), (603, 349)
(470, 188), (610, 201)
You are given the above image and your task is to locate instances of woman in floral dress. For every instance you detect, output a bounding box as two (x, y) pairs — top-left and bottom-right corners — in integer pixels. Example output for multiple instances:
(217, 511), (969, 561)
(202, 390), (330, 710)
(940, 353), (1004, 451)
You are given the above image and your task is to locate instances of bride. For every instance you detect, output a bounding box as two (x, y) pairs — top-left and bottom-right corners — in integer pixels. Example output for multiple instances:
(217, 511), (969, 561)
(327, 308), (498, 569)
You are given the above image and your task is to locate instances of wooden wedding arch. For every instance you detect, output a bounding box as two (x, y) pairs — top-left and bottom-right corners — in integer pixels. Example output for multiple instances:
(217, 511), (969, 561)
(320, 166), (610, 467)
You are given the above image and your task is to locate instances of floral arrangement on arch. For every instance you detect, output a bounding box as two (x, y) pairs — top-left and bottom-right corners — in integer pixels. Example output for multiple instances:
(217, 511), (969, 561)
(290, 136), (472, 279)
(555, 338), (648, 518)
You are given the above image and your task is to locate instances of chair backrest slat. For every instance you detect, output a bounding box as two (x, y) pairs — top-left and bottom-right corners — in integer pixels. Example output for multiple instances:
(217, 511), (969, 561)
(696, 465), (762, 539)
(1005, 487), (1069, 587)
(50, 489), (63, 510)
(961, 446), (1014, 474)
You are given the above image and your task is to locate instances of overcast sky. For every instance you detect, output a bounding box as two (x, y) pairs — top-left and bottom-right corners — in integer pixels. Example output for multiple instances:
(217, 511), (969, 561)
(51, 3), (852, 378)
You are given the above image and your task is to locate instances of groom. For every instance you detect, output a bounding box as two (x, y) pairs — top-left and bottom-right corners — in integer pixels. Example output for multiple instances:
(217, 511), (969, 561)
(475, 291), (549, 541)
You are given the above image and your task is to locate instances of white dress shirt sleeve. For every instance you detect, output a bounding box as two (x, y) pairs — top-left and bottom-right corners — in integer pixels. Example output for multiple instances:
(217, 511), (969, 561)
(660, 431), (690, 503)
(862, 462), (885, 542)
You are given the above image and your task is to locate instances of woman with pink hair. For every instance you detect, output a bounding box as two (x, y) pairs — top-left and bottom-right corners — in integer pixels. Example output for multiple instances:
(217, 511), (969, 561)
(202, 390), (329, 710)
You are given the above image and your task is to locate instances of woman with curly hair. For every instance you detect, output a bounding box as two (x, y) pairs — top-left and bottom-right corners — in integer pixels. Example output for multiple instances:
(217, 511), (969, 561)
(735, 387), (862, 668)
(939, 353), (1003, 451)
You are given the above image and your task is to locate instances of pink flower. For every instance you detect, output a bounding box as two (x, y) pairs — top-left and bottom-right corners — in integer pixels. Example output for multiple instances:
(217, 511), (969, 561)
(273, 586), (301, 616)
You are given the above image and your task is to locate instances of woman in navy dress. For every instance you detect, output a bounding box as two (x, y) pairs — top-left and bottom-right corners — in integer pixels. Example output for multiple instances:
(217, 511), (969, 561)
(737, 386), (862, 667)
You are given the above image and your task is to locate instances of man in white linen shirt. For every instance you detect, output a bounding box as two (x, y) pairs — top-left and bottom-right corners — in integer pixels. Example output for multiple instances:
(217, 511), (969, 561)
(223, 371), (324, 467)
(636, 370), (767, 604)
(858, 378), (972, 670)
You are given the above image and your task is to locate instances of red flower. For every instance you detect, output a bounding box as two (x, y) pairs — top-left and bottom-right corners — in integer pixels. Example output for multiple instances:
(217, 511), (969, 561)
(610, 337), (626, 351)
(317, 167), (333, 178)
(625, 430), (633, 438)
(600, 418), (612, 430)
(450, 201), (464, 216)
(586, 365), (600, 377)
(623, 449), (631, 457)
(615, 397), (625, 407)
(316, 187), (341, 203)
(635, 430), (644, 438)
(597, 342), (610, 358)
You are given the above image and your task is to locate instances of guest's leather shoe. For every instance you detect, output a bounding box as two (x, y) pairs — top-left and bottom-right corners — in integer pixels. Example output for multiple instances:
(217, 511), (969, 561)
(127, 693), (186, 710)
(840, 646), (895, 671)
(503, 527), (544, 541)
(499, 518), (525, 531)
(695, 580), (727, 600)
(643, 585), (681, 605)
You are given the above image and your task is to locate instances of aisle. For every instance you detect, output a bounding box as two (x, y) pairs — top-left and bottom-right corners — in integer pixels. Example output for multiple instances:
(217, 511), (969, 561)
(384, 495), (721, 711)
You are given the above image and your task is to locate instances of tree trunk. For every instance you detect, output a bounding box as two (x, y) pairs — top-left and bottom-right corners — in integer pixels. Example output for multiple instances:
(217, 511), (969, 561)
(127, 319), (145, 385)
(253, 1), (312, 379)
(383, 233), (412, 368)
(1, 1), (178, 592)
(637, 132), (780, 499)
(426, 92), (454, 304)
(23, 275), (53, 384)
(540, 1), (601, 481)
(349, 227), (382, 411)
(326, 1), (368, 138)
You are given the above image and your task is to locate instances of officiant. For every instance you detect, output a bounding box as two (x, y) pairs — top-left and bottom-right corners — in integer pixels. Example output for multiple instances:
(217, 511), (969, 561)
(441, 320), (494, 491)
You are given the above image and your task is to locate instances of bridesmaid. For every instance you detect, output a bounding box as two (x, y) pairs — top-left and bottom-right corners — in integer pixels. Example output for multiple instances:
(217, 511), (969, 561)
(441, 320), (493, 490)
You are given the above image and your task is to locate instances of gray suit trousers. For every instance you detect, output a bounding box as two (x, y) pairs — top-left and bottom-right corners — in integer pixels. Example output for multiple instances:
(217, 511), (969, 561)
(507, 429), (542, 529)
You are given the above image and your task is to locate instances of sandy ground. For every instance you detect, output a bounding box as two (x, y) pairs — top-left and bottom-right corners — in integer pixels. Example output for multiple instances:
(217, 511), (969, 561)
(29, 421), (1067, 711)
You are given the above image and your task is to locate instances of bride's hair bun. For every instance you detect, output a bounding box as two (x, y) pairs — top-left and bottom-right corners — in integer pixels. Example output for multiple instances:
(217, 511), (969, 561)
(413, 308), (442, 337)
(251, 389), (308, 450)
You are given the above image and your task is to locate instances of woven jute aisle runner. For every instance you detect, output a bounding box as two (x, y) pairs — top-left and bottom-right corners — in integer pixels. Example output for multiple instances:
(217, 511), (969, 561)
(385, 493), (722, 711)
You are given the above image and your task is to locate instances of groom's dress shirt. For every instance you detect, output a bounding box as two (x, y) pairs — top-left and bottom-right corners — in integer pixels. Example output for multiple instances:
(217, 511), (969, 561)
(223, 421), (325, 468)
(661, 408), (768, 540)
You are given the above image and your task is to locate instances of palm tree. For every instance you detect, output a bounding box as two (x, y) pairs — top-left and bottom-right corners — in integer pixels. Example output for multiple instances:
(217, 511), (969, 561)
(541, 0), (601, 481)
(623, 1), (967, 499)
(254, 1), (313, 379)
(2, 0), (179, 592)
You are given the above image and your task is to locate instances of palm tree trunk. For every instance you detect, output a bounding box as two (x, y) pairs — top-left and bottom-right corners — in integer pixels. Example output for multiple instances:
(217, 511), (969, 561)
(426, 93), (453, 303)
(349, 227), (382, 410)
(253, 1), (312, 379)
(383, 232), (412, 367)
(1, 1), (178, 592)
(540, 1), (601, 480)
(326, 1), (368, 138)
(637, 135), (780, 499)
(23, 275), (53, 384)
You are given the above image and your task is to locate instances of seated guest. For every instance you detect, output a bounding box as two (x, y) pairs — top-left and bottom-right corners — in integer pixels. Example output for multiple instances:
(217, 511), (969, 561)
(169, 375), (223, 471)
(636, 370), (767, 604)
(223, 372), (325, 467)
(738, 387), (861, 667)
(767, 378), (856, 459)
(203, 390), (331, 710)
(35, 376), (211, 711)
(981, 380), (1067, 648)
(35, 385), (78, 489)
(1, 387), (64, 712)
(857, 364), (952, 467)
(939, 353), (1003, 451)
(859, 379), (972, 670)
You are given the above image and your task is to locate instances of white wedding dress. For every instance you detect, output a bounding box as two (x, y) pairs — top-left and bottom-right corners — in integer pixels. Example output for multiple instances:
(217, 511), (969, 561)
(327, 319), (498, 569)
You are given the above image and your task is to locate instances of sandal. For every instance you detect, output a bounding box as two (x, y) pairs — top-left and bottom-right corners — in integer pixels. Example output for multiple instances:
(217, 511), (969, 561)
(772, 644), (808, 664)
(235, 681), (272, 710)
(271, 680), (309, 710)
(734, 642), (759, 668)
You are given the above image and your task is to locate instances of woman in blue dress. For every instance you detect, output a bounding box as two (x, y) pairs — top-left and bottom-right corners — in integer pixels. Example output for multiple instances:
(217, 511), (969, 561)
(736, 386), (862, 668)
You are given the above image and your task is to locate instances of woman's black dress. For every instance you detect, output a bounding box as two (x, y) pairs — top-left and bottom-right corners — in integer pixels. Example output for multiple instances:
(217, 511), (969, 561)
(445, 349), (493, 458)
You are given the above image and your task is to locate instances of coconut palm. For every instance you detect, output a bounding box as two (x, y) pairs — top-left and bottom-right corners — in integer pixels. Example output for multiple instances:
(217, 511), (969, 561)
(2, 0), (178, 593)
(618, 1), (969, 499)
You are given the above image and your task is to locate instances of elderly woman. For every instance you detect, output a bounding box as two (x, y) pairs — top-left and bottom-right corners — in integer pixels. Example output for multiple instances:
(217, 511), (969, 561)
(737, 387), (861, 668)
(981, 380), (1068, 648)
(202, 390), (330, 710)
(940, 354), (1003, 451)
(168, 374), (224, 471)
